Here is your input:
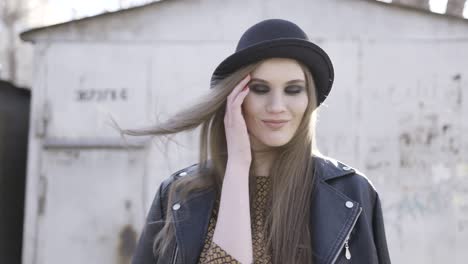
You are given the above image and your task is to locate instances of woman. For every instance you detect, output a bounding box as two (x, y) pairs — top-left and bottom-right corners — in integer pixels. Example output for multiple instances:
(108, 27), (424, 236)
(129, 19), (391, 264)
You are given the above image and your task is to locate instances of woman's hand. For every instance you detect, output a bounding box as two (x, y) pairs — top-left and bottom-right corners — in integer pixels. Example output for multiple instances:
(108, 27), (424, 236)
(212, 74), (254, 264)
(224, 74), (252, 165)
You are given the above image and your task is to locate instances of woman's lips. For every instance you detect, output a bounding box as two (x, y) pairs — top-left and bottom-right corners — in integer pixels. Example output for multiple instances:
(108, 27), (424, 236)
(262, 120), (289, 129)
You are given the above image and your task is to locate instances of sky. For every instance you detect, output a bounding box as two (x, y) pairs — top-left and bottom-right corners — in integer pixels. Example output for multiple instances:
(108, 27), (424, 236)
(378, 0), (468, 18)
(27, 0), (468, 27)
(28, 0), (156, 26)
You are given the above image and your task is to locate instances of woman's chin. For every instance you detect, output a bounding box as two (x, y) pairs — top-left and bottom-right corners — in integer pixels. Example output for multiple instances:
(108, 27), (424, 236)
(249, 133), (293, 150)
(257, 137), (291, 148)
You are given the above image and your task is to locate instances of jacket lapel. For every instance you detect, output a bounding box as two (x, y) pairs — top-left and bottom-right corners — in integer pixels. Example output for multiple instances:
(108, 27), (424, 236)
(171, 155), (360, 264)
(172, 188), (215, 264)
(311, 156), (361, 264)
(310, 179), (361, 264)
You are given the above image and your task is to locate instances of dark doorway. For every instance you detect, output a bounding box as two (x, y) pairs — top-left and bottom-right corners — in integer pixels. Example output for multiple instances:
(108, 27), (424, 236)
(0, 80), (30, 264)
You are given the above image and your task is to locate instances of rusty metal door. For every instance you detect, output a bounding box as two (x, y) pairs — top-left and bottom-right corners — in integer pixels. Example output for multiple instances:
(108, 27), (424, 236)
(30, 44), (152, 264)
(36, 148), (145, 264)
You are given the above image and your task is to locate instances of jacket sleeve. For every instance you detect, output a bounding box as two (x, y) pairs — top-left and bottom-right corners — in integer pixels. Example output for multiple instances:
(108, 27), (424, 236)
(372, 192), (392, 264)
(131, 181), (166, 264)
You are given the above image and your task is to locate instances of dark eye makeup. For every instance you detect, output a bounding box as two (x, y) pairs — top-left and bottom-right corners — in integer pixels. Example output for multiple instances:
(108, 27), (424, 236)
(248, 83), (305, 95)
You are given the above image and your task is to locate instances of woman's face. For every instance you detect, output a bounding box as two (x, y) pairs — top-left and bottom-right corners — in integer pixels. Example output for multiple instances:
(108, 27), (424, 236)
(243, 58), (308, 150)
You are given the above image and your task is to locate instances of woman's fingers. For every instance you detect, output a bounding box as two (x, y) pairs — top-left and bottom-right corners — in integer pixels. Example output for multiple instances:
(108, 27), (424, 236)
(227, 74), (251, 105)
(224, 73), (252, 163)
(232, 85), (249, 107)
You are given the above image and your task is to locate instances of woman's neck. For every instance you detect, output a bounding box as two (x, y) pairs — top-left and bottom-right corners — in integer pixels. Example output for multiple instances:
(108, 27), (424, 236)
(252, 150), (277, 177)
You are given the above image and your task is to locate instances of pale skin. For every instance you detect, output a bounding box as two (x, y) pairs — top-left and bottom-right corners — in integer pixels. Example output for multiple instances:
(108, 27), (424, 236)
(212, 58), (309, 263)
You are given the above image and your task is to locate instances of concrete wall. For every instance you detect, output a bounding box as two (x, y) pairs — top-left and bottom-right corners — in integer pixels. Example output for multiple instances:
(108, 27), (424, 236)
(22, 0), (468, 263)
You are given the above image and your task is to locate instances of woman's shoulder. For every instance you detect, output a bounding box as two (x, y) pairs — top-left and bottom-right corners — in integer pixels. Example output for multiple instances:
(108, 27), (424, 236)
(312, 154), (378, 196)
(313, 154), (382, 218)
(159, 163), (202, 192)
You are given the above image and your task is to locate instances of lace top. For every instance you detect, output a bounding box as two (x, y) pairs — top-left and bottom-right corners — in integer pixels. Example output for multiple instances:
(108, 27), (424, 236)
(197, 176), (272, 264)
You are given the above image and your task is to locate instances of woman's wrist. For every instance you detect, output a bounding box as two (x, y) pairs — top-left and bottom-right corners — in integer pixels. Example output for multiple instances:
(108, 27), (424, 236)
(226, 158), (251, 178)
(227, 155), (252, 167)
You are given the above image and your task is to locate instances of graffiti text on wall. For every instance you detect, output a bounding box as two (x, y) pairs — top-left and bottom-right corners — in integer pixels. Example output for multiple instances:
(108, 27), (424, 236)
(76, 89), (128, 102)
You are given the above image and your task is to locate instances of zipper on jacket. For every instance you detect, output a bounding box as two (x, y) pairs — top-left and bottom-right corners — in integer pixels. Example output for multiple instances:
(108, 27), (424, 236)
(344, 237), (351, 260)
(171, 244), (178, 264)
(331, 206), (362, 264)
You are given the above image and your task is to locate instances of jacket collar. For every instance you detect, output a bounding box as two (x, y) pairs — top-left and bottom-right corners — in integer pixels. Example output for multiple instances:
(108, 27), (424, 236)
(171, 155), (360, 264)
(313, 154), (356, 181)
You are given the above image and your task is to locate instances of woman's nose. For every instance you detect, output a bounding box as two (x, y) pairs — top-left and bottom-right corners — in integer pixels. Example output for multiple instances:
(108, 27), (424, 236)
(266, 93), (286, 113)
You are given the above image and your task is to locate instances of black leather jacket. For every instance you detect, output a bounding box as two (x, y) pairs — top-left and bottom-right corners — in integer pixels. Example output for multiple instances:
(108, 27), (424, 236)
(131, 155), (391, 264)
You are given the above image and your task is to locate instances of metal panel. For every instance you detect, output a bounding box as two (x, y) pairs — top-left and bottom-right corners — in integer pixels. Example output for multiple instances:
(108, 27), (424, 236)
(43, 43), (152, 139)
(36, 149), (145, 264)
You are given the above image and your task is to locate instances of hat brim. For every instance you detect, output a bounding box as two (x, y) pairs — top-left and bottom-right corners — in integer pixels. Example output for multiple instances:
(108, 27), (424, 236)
(211, 38), (334, 106)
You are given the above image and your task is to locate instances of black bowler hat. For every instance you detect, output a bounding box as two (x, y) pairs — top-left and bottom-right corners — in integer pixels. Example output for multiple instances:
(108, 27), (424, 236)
(211, 18), (334, 106)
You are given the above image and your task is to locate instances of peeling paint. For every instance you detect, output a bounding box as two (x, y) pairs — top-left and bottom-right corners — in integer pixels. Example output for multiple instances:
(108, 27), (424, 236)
(455, 163), (468, 178)
(125, 199), (132, 210)
(37, 175), (47, 216)
(453, 192), (468, 232)
(387, 187), (453, 219)
(117, 224), (137, 264)
(431, 163), (452, 184)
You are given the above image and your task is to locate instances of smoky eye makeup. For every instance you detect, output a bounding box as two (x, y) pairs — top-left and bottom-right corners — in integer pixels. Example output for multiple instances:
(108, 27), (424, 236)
(249, 83), (269, 93)
(285, 85), (305, 94)
(248, 83), (305, 95)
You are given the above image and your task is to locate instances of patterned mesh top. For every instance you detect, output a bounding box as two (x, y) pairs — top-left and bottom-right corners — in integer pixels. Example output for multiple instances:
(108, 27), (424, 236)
(197, 175), (272, 264)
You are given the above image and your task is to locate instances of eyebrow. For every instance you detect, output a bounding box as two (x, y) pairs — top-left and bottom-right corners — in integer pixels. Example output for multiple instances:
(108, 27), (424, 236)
(250, 78), (305, 84)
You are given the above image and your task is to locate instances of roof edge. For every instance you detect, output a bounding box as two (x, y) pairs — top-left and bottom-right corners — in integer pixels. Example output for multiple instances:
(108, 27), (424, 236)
(20, 0), (166, 42)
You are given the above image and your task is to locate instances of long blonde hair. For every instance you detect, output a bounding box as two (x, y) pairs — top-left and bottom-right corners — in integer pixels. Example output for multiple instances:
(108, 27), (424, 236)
(122, 58), (319, 263)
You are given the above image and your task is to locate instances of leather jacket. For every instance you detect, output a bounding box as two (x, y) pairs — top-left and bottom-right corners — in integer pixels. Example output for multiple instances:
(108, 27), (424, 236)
(131, 155), (391, 264)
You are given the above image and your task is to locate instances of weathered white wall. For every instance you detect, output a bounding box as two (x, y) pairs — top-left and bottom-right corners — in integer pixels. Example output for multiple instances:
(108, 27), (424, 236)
(22, 0), (468, 263)
(0, 0), (35, 88)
